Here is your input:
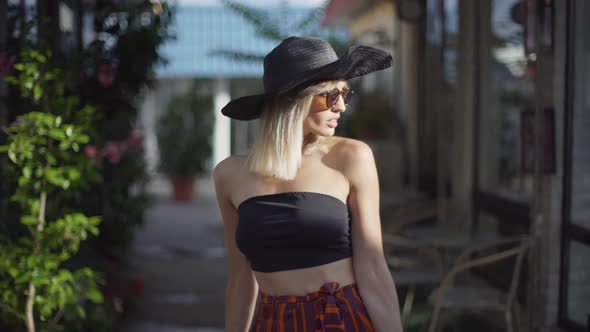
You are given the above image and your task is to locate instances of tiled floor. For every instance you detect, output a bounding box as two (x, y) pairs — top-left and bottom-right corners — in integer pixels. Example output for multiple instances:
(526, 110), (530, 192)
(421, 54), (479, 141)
(117, 178), (227, 331)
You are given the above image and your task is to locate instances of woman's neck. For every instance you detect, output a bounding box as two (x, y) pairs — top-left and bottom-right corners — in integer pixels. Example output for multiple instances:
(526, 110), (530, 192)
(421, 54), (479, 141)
(302, 134), (314, 148)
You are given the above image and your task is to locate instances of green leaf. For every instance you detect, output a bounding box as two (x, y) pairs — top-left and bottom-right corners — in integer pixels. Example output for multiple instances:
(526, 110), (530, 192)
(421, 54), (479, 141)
(43, 71), (54, 80)
(67, 168), (81, 181)
(8, 267), (18, 278)
(26, 256), (39, 269)
(49, 128), (66, 140)
(8, 150), (16, 163)
(45, 168), (65, 186)
(85, 288), (103, 304)
(57, 270), (73, 282)
(0, 145), (8, 153)
(46, 153), (57, 165)
(15, 271), (32, 284)
(44, 260), (58, 270)
(76, 305), (86, 319)
(59, 140), (70, 151)
(76, 134), (90, 144)
(20, 215), (37, 226)
(23, 166), (32, 179)
(4, 76), (18, 84)
(30, 50), (46, 63)
(18, 176), (30, 186)
(33, 84), (42, 102)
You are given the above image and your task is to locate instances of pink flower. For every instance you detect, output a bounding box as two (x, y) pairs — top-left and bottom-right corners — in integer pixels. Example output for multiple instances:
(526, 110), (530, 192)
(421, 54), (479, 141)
(126, 129), (144, 153)
(97, 63), (117, 88)
(101, 142), (123, 164)
(84, 145), (97, 158)
(0, 55), (15, 75)
(84, 145), (101, 165)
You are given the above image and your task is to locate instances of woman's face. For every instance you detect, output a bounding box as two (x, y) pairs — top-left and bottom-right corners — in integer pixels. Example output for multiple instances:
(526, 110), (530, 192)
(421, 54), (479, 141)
(303, 80), (349, 137)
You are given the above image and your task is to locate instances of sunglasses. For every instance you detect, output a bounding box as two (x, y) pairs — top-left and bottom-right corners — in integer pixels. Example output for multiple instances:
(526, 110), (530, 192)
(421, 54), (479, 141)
(317, 87), (353, 108)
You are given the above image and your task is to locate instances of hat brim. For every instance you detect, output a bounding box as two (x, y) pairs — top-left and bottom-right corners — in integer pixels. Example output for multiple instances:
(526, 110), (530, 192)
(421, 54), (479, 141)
(221, 93), (271, 121)
(221, 45), (393, 121)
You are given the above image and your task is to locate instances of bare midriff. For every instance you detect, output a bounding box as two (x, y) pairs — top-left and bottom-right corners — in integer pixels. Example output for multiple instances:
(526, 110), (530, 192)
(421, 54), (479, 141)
(252, 257), (356, 296)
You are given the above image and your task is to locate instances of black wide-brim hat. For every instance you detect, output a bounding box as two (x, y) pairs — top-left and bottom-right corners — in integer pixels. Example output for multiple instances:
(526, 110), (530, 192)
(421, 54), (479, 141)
(221, 36), (393, 121)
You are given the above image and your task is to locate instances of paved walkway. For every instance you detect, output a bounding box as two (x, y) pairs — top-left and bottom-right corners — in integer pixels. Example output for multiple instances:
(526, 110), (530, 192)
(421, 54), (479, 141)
(118, 176), (226, 331)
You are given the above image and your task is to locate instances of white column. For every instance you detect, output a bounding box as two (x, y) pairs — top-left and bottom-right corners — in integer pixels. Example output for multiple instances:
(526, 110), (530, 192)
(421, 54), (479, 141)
(140, 85), (159, 176)
(212, 77), (232, 171)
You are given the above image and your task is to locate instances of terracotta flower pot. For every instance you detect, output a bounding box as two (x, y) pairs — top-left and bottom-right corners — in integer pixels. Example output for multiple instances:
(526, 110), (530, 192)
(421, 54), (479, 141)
(171, 177), (197, 202)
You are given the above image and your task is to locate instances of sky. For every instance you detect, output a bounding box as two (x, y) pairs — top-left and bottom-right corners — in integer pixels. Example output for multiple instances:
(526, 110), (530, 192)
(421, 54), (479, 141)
(174, 0), (327, 7)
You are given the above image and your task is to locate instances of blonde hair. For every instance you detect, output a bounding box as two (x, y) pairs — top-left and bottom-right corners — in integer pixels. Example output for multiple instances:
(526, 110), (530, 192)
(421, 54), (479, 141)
(246, 80), (343, 180)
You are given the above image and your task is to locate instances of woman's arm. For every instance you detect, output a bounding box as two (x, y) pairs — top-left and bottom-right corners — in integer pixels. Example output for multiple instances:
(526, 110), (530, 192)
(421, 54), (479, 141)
(342, 140), (404, 332)
(213, 158), (259, 332)
(225, 269), (258, 331)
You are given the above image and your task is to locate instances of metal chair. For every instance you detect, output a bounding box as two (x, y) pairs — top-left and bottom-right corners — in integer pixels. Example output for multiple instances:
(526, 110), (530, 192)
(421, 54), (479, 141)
(427, 236), (530, 332)
(381, 195), (449, 323)
(381, 197), (439, 235)
(383, 232), (445, 320)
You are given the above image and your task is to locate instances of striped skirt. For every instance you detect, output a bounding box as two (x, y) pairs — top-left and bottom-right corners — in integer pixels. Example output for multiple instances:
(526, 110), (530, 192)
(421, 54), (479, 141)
(251, 281), (375, 332)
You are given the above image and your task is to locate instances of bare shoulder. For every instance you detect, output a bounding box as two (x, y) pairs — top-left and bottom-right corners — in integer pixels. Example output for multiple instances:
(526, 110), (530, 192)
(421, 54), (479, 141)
(327, 137), (376, 188)
(213, 154), (248, 192)
(328, 136), (374, 165)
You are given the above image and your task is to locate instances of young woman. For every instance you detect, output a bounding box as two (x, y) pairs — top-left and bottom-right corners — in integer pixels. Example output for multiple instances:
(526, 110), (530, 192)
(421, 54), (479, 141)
(213, 36), (403, 332)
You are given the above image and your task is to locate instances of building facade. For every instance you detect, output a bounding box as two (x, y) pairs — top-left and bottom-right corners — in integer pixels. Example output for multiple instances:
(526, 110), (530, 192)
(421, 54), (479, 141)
(324, 0), (589, 331)
(421, 1), (588, 330)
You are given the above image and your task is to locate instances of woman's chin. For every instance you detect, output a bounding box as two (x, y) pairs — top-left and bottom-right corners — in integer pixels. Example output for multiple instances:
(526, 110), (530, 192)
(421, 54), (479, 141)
(305, 126), (336, 137)
(317, 128), (335, 137)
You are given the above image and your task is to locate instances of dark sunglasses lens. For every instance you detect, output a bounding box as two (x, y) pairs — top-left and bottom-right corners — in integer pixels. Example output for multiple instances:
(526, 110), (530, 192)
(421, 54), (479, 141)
(342, 89), (352, 103)
(327, 89), (339, 107)
(326, 88), (352, 107)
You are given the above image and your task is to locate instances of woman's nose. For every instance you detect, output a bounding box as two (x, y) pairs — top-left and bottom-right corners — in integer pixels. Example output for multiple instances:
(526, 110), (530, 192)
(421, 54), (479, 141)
(332, 94), (347, 112)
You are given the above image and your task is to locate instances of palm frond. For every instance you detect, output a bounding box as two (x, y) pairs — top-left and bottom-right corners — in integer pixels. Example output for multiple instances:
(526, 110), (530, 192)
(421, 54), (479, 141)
(220, 0), (285, 41)
(294, 1), (329, 32)
(208, 49), (265, 63)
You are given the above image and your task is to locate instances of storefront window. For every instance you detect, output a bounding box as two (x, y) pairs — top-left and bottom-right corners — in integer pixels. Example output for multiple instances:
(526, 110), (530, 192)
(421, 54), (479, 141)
(561, 1), (590, 330)
(477, 0), (535, 203)
(443, 0), (458, 84)
(570, 0), (590, 230)
(422, 0), (458, 192)
(420, 0), (444, 190)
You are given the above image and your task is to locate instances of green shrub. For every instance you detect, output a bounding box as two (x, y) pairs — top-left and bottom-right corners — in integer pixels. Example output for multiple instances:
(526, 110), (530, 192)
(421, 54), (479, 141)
(0, 46), (103, 332)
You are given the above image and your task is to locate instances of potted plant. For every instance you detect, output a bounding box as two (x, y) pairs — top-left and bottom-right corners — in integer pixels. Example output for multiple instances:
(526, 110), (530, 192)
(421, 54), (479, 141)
(156, 83), (214, 202)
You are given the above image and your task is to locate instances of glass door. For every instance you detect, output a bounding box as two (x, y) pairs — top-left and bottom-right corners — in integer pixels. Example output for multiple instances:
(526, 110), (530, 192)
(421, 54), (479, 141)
(472, 0), (535, 296)
(474, 0), (535, 235)
(559, 0), (590, 331)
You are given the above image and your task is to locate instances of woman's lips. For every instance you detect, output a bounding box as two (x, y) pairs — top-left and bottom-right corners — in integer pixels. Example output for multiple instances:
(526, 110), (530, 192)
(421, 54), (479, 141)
(327, 119), (338, 128)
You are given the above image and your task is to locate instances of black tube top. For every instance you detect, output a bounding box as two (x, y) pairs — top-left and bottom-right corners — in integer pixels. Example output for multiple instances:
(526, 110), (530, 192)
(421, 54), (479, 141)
(236, 191), (353, 272)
